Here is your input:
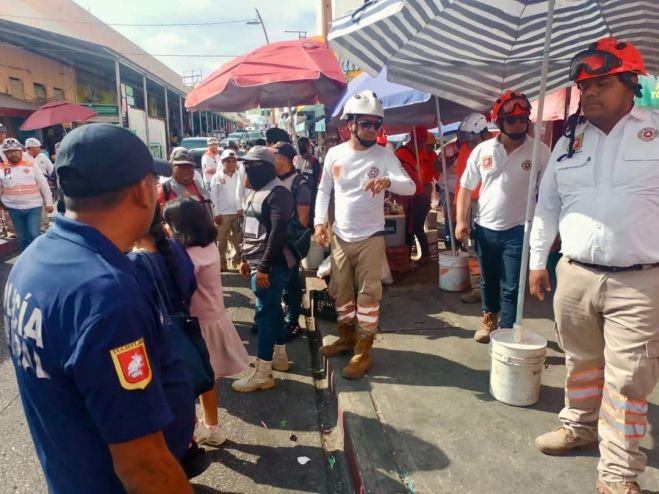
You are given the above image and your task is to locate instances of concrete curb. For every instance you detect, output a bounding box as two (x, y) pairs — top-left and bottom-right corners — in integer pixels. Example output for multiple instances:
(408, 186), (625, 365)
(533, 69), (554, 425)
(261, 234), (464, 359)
(311, 317), (412, 494)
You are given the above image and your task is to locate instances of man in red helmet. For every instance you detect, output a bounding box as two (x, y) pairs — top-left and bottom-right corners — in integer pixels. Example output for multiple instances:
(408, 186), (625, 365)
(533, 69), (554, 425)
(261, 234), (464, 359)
(530, 37), (658, 494)
(455, 91), (550, 343)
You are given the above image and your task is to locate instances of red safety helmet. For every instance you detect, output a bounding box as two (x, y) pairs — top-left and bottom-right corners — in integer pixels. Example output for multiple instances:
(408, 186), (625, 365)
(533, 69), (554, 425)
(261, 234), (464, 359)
(376, 129), (388, 146)
(491, 91), (531, 121)
(569, 37), (647, 83)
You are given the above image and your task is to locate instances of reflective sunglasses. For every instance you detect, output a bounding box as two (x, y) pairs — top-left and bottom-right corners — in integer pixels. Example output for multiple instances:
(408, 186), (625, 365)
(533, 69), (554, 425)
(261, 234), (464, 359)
(355, 119), (383, 131)
(503, 115), (530, 125)
(569, 49), (622, 81)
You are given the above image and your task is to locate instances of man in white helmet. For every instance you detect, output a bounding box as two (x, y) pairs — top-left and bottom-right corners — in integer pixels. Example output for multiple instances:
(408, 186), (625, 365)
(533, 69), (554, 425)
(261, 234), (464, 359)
(0, 138), (53, 251)
(25, 138), (56, 230)
(314, 90), (415, 379)
(453, 113), (490, 303)
(25, 138), (54, 178)
(201, 137), (221, 190)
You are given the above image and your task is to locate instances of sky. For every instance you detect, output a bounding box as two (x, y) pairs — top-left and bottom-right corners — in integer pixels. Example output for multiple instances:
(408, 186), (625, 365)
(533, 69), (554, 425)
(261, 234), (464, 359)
(72, 0), (318, 82)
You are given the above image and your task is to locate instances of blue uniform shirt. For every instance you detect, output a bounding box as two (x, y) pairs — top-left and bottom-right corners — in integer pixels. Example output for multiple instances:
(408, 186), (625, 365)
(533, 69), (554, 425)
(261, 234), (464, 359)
(5, 215), (195, 494)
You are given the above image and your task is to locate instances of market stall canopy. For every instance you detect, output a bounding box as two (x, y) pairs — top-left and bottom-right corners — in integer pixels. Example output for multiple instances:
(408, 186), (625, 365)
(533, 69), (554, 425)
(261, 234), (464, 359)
(19, 100), (96, 131)
(329, 67), (472, 134)
(328, 0), (659, 112)
(185, 38), (346, 112)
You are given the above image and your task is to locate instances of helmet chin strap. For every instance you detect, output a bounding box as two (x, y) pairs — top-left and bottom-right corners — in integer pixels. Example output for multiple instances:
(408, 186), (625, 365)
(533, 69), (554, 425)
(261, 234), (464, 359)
(499, 122), (529, 141)
(352, 126), (377, 148)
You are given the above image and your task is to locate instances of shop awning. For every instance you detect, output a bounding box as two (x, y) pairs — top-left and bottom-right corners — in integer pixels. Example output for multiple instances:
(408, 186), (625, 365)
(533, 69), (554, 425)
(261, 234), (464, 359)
(0, 93), (37, 117)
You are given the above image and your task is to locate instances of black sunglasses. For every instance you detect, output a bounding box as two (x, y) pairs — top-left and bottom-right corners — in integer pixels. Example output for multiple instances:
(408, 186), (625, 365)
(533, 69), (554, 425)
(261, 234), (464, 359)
(503, 115), (530, 125)
(355, 119), (383, 131)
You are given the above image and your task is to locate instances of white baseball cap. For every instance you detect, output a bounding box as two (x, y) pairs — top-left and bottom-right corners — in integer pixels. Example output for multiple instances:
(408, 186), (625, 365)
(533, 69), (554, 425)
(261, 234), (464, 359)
(25, 137), (42, 148)
(220, 149), (237, 161)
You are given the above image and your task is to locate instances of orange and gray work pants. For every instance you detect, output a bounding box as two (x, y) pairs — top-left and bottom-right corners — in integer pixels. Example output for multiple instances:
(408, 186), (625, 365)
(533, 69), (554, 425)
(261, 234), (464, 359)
(216, 214), (242, 268)
(554, 257), (659, 483)
(329, 234), (385, 335)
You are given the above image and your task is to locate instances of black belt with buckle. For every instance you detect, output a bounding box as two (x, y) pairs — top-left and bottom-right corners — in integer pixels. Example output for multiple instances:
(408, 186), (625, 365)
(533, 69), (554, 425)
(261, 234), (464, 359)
(568, 259), (659, 273)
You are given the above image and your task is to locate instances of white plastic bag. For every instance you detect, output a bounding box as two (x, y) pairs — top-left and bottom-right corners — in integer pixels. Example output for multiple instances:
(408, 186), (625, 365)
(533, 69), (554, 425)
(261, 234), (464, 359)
(317, 255), (332, 278)
(381, 257), (394, 285)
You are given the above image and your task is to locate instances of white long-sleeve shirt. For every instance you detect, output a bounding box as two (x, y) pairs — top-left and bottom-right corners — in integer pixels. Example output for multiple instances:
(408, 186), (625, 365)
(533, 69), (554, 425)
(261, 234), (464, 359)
(530, 107), (659, 269)
(210, 169), (243, 215)
(29, 153), (54, 178)
(461, 135), (550, 231)
(314, 141), (416, 242)
(0, 159), (53, 209)
(201, 151), (220, 186)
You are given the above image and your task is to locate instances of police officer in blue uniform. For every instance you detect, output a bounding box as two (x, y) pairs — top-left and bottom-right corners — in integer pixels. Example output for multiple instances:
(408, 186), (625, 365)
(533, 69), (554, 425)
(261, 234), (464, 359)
(6, 124), (196, 493)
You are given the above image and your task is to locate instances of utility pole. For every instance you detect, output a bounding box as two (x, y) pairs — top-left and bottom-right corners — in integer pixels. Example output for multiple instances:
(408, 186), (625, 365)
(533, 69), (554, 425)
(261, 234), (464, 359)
(320, 0), (332, 41)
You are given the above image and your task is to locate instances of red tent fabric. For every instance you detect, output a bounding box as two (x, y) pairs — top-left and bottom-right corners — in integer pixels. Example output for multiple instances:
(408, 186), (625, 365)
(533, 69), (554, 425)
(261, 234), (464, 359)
(531, 86), (580, 122)
(185, 38), (346, 112)
(20, 101), (96, 131)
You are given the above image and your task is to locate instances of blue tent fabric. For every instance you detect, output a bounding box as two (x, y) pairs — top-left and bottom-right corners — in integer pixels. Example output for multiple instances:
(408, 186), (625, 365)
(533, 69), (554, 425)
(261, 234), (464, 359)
(329, 67), (473, 133)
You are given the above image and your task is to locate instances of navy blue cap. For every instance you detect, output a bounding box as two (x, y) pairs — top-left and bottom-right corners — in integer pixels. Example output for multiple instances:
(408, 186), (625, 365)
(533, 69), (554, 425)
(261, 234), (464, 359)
(56, 123), (172, 198)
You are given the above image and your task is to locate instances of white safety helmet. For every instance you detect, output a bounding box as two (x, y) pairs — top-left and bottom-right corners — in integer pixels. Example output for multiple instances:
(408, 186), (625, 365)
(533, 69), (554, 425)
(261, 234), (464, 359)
(458, 113), (488, 141)
(207, 137), (219, 145)
(2, 138), (22, 151)
(340, 90), (384, 120)
(25, 137), (42, 148)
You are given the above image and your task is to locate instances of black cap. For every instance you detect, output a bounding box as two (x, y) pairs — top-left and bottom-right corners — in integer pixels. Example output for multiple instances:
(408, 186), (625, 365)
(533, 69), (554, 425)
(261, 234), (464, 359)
(56, 123), (172, 198)
(265, 127), (290, 144)
(170, 147), (195, 165)
(238, 145), (276, 166)
(273, 142), (297, 161)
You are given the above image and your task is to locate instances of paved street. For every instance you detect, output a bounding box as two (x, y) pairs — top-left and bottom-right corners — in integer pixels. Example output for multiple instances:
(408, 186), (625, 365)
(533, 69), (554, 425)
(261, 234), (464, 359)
(318, 263), (659, 494)
(0, 257), (346, 494)
(4, 251), (659, 494)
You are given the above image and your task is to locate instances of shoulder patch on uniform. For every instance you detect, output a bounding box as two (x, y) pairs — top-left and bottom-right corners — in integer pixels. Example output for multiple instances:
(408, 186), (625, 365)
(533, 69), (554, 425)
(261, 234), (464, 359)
(572, 133), (584, 153)
(637, 127), (658, 142)
(331, 162), (343, 180)
(481, 155), (493, 169)
(110, 338), (152, 390)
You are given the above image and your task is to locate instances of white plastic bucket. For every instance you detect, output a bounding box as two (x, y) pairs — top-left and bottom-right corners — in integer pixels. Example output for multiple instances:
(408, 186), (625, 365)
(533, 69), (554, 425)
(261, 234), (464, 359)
(301, 239), (326, 270)
(438, 252), (469, 291)
(489, 328), (547, 407)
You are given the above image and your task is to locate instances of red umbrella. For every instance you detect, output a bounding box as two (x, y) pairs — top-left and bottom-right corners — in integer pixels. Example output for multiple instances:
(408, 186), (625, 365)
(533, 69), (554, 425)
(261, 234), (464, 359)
(20, 101), (96, 131)
(185, 38), (346, 112)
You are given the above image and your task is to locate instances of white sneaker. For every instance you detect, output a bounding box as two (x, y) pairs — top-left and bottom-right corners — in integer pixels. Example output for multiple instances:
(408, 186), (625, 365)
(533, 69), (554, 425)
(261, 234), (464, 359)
(194, 421), (226, 447)
(232, 359), (275, 393)
(272, 344), (290, 372)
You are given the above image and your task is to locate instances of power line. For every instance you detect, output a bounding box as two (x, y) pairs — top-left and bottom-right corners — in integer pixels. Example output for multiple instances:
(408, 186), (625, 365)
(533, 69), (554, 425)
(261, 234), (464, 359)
(0, 13), (253, 27)
(16, 47), (240, 58)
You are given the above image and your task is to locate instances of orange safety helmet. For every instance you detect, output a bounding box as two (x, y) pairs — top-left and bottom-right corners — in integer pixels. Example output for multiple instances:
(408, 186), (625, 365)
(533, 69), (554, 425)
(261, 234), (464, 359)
(491, 90), (531, 121)
(569, 37), (647, 83)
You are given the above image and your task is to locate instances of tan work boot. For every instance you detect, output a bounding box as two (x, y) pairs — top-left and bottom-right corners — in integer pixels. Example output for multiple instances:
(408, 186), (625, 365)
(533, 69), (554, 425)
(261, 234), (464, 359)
(272, 344), (290, 372)
(320, 322), (357, 358)
(596, 479), (641, 494)
(473, 312), (498, 343)
(231, 359), (275, 393)
(342, 333), (375, 379)
(535, 426), (598, 455)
